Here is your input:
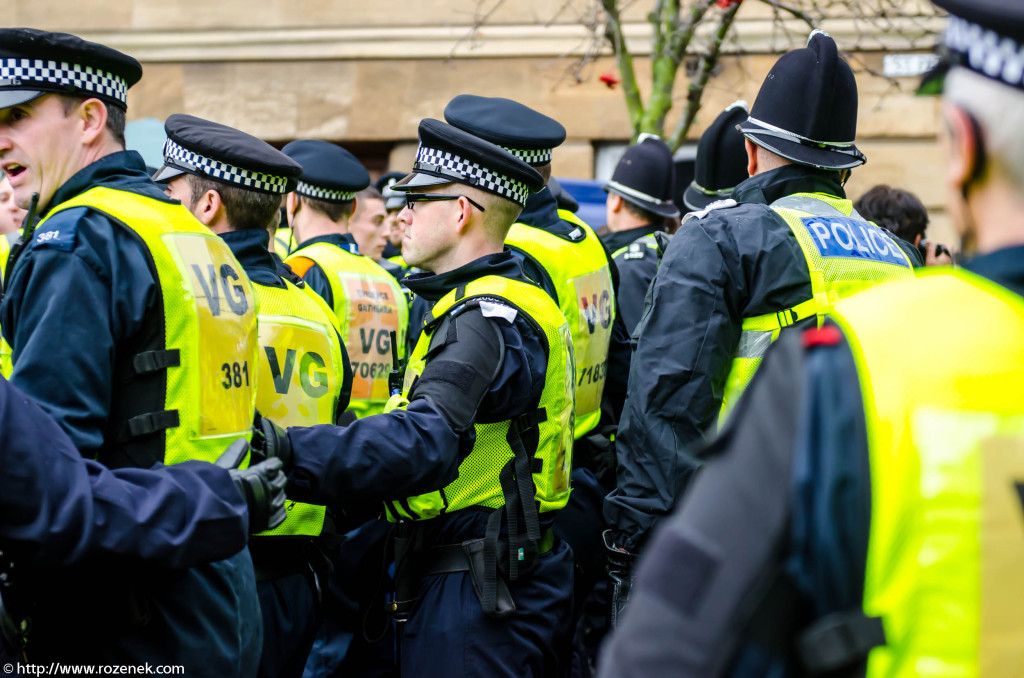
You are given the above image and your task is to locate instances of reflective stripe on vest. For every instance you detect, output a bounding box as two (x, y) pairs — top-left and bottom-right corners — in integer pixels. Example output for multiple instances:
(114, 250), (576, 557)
(252, 279), (346, 538)
(34, 186), (258, 466)
(611, 232), (659, 261)
(273, 227), (294, 259)
(722, 193), (914, 418)
(830, 269), (1024, 677)
(287, 242), (408, 419)
(506, 218), (613, 438)
(385, 275), (575, 522)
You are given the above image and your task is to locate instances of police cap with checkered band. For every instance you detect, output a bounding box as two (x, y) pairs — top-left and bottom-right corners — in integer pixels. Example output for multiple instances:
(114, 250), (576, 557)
(153, 114), (302, 195)
(391, 118), (544, 208)
(282, 139), (370, 204)
(443, 94), (566, 166)
(0, 28), (142, 111)
(919, 0), (1024, 96)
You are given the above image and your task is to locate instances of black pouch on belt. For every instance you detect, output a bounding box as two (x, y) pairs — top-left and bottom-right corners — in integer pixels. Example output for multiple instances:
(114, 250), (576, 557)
(462, 538), (516, 619)
(389, 520), (421, 623)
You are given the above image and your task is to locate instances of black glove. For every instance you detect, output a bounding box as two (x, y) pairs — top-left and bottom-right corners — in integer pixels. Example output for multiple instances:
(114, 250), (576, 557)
(604, 530), (638, 629)
(216, 439), (288, 533)
(250, 412), (293, 469)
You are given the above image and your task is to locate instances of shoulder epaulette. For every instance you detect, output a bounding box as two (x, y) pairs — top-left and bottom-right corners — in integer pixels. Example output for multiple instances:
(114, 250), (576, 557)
(682, 198), (738, 223)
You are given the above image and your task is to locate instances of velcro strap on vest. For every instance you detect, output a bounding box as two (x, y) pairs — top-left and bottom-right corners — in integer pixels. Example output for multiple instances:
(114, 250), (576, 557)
(126, 410), (180, 438)
(133, 349), (181, 374)
(796, 611), (886, 675)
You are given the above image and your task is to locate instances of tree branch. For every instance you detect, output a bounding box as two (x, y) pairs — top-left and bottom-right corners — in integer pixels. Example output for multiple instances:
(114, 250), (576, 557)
(758, 0), (817, 30)
(601, 0), (646, 135)
(447, 0), (508, 61)
(667, 0), (743, 151)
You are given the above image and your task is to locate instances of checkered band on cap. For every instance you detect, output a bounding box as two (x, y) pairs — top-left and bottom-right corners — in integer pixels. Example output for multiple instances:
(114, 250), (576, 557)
(295, 181), (356, 203)
(0, 58), (128, 105)
(501, 146), (553, 165)
(163, 138), (292, 194)
(945, 14), (1024, 91)
(414, 145), (531, 206)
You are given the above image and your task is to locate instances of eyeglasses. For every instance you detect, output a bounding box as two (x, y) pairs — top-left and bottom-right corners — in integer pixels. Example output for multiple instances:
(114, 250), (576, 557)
(403, 192), (486, 212)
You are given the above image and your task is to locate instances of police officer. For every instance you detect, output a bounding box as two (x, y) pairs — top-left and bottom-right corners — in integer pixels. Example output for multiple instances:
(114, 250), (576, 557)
(601, 136), (681, 334)
(604, 32), (918, 603)
(601, 1), (1024, 674)
(154, 116), (352, 678)
(378, 169), (408, 264)
(0, 29), (262, 673)
(283, 140), (409, 421)
(0, 377), (287, 664)
(260, 118), (576, 677)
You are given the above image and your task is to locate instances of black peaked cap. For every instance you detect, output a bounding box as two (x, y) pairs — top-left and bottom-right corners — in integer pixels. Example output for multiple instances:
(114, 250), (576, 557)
(0, 28), (142, 110)
(605, 136), (679, 219)
(444, 94), (566, 165)
(283, 139), (370, 204)
(923, 0), (1024, 95)
(155, 114), (302, 194)
(548, 176), (580, 213)
(738, 31), (865, 170)
(684, 101), (750, 211)
(376, 171), (406, 193)
(392, 119), (544, 207)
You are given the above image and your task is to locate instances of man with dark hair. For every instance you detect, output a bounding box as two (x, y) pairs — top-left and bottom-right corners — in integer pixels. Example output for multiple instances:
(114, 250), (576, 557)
(0, 29), (268, 672)
(604, 31), (917, 621)
(601, 1), (1024, 675)
(284, 140), (407, 422)
(855, 184), (950, 265)
(156, 115), (352, 678)
(348, 185), (389, 263)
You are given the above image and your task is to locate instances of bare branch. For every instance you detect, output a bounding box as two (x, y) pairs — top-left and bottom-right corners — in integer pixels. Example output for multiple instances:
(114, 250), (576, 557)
(447, 0), (508, 62)
(667, 0), (743, 151)
(544, 0), (579, 27)
(758, 0), (817, 29)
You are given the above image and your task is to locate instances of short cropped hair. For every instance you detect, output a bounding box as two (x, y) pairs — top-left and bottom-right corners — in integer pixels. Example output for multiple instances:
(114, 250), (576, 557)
(854, 185), (928, 244)
(621, 197), (662, 225)
(59, 94), (126, 148)
(301, 195), (355, 222)
(186, 174), (282, 231)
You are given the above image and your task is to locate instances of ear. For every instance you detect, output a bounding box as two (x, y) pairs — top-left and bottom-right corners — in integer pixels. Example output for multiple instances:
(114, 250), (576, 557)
(77, 98), (109, 145)
(745, 139), (759, 177)
(194, 189), (223, 227)
(943, 103), (979, 193)
(285, 192), (299, 222)
(455, 196), (473, 234)
(608, 193), (625, 214)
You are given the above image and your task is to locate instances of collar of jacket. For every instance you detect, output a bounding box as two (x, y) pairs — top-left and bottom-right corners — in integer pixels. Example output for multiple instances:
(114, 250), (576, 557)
(403, 249), (530, 303)
(602, 223), (660, 254)
(220, 228), (286, 288)
(963, 244), (1024, 299)
(732, 164), (846, 206)
(44, 150), (171, 218)
(295, 232), (359, 254)
(518, 186), (572, 235)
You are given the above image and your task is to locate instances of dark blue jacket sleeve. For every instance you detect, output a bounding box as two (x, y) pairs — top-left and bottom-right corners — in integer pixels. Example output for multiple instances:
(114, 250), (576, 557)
(299, 261), (335, 309)
(0, 378), (249, 569)
(286, 310), (546, 506)
(1, 208), (155, 455)
(612, 248), (659, 336)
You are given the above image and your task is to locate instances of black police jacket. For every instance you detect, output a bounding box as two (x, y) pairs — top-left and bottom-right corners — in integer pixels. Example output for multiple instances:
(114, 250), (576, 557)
(598, 246), (1024, 677)
(601, 224), (662, 335)
(607, 164), (851, 553)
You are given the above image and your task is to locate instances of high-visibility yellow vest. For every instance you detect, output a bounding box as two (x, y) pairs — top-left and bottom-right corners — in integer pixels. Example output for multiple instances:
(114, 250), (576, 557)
(15, 186), (258, 466)
(722, 193), (914, 416)
(286, 241), (408, 418)
(611, 232), (659, 261)
(385, 275), (575, 522)
(0, 230), (19, 377)
(251, 277), (347, 537)
(273, 227), (294, 259)
(506, 218), (614, 438)
(831, 268), (1024, 677)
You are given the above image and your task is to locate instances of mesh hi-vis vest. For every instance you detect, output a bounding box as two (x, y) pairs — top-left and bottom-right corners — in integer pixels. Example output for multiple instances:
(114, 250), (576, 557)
(287, 242), (408, 418)
(0, 230), (18, 377)
(506, 218), (613, 439)
(17, 186), (258, 466)
(831, 268), (1024, 677)
(722, 193), (914, 416)
(251, 278), (347, 537)
(384, 275), (575, 522)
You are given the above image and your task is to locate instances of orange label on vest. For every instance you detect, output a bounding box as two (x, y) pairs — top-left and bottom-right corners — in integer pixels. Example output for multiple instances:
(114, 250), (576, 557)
(338, 273), (401, 401)
(569, 268), (614, 415)
(257, 317), (338, 427)
(168, 234), (258, 437)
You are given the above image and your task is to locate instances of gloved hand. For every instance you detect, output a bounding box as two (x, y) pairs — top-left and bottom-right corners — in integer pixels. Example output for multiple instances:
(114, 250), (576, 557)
(216, 439), (288, 533)
(604, 529), (638, 629)
(250, 412), (293, 469)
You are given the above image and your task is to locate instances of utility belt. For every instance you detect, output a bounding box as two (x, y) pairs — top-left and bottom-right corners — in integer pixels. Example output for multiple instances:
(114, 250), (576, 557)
(248, 538), (332, 606)
(387, 516), (557, 623)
